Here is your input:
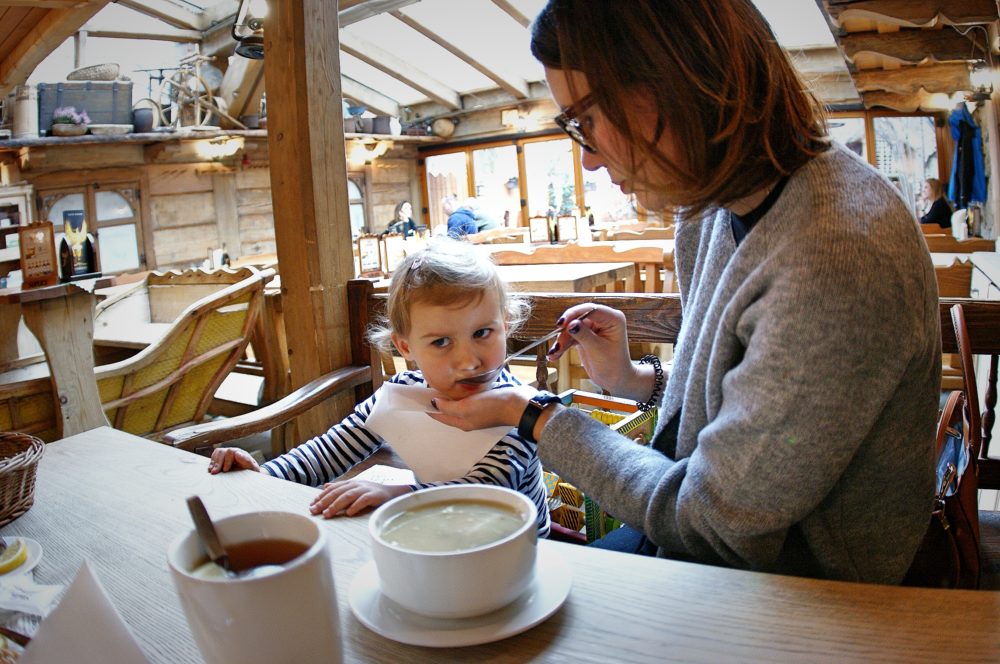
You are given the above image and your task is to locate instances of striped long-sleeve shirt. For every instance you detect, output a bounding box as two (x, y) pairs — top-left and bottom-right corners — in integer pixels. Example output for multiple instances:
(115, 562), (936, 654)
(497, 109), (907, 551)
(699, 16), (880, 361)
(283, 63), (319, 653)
(262, 368), (551, 537)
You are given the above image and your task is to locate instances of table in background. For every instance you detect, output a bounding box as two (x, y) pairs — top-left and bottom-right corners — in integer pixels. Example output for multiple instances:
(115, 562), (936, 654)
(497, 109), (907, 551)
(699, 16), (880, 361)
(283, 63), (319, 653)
(0, 279), (113, 436)
(4, 426), (999, 663)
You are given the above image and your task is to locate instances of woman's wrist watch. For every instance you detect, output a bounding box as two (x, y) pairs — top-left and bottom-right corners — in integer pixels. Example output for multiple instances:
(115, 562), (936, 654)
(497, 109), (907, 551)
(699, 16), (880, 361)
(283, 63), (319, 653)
(517, 391), (562, 443)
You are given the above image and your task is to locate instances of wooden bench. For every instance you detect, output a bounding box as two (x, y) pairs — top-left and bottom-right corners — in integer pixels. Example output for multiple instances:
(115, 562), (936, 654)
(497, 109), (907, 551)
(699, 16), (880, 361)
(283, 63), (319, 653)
(491, 242), (671, 293)
(924, 235), (994, 253)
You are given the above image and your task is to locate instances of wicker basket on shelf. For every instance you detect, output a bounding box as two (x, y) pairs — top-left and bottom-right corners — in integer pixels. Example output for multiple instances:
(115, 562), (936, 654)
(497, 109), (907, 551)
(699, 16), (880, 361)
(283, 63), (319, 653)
(0, 433), (44, 527)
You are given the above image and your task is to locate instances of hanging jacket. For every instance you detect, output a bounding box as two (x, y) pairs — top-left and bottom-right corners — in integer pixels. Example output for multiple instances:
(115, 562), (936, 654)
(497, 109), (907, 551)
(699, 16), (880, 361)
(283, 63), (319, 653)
(948, 105), (987, 208)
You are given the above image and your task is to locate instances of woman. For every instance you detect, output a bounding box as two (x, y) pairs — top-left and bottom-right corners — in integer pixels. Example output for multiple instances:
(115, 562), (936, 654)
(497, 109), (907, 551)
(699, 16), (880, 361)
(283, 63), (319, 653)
(919, 178), (952, 228)
(431, 0), (939, 584)
(385, 200), (417, 237)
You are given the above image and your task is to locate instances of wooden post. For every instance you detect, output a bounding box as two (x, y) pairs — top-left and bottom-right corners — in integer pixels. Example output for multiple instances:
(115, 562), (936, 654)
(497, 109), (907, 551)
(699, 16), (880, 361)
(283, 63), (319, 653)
(984, 95), (1000, 240)
(264, 0), (354, 437)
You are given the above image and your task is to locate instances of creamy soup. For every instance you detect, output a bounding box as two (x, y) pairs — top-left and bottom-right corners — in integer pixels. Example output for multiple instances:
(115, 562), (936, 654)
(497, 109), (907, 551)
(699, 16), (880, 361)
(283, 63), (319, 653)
(379, 500), (525, 552)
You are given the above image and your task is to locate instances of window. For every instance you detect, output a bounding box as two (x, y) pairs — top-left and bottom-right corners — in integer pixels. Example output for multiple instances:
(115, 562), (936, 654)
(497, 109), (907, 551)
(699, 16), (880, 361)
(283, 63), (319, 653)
(472, 145), (520, 228)
(38, 182), (145, 275)
(347, 178), (366, 239)
(873, 115), (938, 217)
(828, 116), (867, 161)
(425, 152), (468, 230)
(523, 138), (577, 217)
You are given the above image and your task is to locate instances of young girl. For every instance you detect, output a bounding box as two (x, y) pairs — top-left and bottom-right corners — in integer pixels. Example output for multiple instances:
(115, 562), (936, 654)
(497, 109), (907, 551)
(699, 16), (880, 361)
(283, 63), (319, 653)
(208, 238), (550, 536)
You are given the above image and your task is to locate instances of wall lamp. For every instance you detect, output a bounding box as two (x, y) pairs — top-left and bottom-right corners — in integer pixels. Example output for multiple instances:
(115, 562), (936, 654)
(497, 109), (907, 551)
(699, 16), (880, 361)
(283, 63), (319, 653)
(233, 0), (267, 59)
(195, 136), (246, 161)
(347, 139), (393, 168)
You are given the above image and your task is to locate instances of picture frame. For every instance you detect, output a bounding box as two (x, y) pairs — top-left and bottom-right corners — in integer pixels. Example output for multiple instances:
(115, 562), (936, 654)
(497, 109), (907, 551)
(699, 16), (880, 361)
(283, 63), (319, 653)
(18, 220), (59, 288)
(528, 216), (550, 243)
(557, 215), (578, 243)
(381, 233), (407, 274)
(357, 234), (384, 278)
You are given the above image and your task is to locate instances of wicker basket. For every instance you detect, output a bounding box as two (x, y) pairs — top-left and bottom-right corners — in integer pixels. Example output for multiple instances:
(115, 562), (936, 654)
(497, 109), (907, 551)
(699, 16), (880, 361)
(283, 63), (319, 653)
(0, 433), (44, 527)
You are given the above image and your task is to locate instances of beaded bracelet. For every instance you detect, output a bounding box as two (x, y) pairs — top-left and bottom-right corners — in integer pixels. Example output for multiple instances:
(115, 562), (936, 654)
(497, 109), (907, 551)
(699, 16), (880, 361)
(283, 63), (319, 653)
(636, 354), (664, 412)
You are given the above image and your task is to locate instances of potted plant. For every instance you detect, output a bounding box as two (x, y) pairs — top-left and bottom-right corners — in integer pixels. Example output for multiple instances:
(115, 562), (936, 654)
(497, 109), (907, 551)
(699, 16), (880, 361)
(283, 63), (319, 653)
(50, 106), (90, 137)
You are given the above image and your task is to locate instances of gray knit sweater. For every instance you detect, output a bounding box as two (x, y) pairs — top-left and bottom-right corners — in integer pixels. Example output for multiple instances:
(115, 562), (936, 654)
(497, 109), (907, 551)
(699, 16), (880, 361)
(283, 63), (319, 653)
(540, 144), (939, 583)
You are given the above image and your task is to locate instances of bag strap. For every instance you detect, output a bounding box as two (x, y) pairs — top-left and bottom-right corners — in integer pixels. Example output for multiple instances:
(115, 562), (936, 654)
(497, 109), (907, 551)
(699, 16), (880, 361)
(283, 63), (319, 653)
(936, 390), (964, 458)
(950, 303), (983, 459)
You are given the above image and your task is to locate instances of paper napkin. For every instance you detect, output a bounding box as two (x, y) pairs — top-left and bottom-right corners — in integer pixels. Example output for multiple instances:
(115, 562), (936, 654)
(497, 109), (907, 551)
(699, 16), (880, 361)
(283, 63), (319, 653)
(365, 382), (512, 482)
(20, 562), (151, 664)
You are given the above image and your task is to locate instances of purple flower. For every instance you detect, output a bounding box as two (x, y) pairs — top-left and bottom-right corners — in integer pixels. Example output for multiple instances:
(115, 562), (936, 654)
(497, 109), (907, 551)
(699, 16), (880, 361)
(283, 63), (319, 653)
(52, 106), (90, 125)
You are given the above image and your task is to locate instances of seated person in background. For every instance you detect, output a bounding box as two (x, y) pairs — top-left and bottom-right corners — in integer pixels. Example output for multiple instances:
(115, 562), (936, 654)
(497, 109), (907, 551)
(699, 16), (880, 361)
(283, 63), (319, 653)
(442, 194), (477, 237)
(919, 178), (952, 228)
(208, 238), (551, 537)
(384, 200), (418, 237)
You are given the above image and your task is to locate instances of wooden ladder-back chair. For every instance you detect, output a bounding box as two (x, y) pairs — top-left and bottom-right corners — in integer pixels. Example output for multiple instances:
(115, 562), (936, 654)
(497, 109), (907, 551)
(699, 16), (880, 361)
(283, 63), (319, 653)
(491, 243), (671, 293)
(944, 300), (1000, 588)
(606, 226), (675, 241)
(924, 236), (995, 253)
(935, 260), (973, 391)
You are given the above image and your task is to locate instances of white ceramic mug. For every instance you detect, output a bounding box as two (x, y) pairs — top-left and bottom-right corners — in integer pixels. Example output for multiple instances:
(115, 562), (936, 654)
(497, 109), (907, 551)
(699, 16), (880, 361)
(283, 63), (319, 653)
(168, 511), (342, 664)
(369, 485), (537, 619)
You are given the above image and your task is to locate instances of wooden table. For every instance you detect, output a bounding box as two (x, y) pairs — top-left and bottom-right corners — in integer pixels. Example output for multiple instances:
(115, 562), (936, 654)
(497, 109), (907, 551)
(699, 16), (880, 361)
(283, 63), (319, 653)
(5, 426), (999, 663)
(0, 279), (113, 436)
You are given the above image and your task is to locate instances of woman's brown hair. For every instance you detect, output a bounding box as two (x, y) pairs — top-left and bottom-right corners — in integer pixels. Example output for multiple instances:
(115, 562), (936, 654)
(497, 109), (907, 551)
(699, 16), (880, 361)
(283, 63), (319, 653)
(531, 0), (829, 219)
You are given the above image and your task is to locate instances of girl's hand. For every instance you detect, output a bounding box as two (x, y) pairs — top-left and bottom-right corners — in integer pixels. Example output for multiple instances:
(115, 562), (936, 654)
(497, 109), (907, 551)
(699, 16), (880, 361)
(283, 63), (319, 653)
(208, 447), (261, 474)
(310, 480), (412, 517)
(547, 304), (637, 397)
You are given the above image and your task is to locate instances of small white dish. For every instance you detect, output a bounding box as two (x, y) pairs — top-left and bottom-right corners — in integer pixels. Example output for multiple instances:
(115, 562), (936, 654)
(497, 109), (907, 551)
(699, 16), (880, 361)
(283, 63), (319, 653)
(0, 537), (42, 577)
(349, 545), (571, 648)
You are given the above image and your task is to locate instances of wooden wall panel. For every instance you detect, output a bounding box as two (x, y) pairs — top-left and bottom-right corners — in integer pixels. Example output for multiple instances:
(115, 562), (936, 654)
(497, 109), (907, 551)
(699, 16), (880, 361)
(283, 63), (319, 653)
(146, 165), (213, 196)
(149, 191), (215, 228)
(152, 224), (219, 267)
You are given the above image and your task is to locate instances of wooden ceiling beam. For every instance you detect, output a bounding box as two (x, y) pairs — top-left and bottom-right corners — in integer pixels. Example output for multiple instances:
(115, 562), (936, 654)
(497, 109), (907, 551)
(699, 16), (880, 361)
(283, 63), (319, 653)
(0, 1), (92, 6)
(81, 22), (201, 43)
(853, 62), (971, 94)
(391, 9), (529, 99)
(341, 76), (401, 117)
(860, 88), (964, 112)
(840, 27), (987, 64)
(219, 56), (264, 121)
(339, 31), (460, 110)
(339, 0), (419, 27)
(116, 0), (205, 31)
(491, 0), (531, 28)
(825, 0), (998, 28)
(0, 1), (107, 98)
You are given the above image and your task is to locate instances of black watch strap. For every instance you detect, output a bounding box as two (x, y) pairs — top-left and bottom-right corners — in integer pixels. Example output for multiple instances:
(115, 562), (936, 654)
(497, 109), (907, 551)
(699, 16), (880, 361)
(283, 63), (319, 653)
(517, 391), (561, 443)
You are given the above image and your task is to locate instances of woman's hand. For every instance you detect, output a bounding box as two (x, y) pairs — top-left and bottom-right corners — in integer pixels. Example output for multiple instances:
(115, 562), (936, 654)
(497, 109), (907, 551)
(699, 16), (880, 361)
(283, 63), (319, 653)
(547, 304), (640, 398)
(429, 384), (536, 431)
(208, 447), (261, 474)
(310, 480), (412, 518)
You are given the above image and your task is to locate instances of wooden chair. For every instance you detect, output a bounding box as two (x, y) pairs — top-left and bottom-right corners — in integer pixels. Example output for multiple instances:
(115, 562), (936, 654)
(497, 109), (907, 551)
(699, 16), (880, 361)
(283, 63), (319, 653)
(920, 224), (949, 236)
(935, 260), (973, 391)
(491, 242), (671, 293)
(946, 301), (1000, 589)
(924, 235), (995, 253)
(0, 267), (274, 443)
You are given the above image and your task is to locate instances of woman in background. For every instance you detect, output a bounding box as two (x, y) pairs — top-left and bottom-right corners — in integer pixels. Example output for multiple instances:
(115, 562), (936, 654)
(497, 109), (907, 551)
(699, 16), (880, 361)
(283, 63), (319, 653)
(385, 200), (418, 237)
(919, 178), (952, 228)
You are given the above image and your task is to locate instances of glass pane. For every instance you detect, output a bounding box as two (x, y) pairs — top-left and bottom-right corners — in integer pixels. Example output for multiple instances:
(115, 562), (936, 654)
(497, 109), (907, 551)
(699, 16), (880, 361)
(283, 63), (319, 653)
(523, 138), (577, 218)
(828, 117), (867, 161)
(47, 193), (86, 228)
(97, 225), (140, 273)
(350, 203), (366, 239)
(347, 179), (362, 200)
(583, 166), (635, 224)
(425, 152), (468, 230)
(873, 116), (938, 218)
(96, 190), (134, 221)
(472, 145), (520, 228)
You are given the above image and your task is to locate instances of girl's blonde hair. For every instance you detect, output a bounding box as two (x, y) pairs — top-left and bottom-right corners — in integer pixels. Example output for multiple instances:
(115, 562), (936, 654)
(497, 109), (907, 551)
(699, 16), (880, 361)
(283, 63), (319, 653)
(368, 237), (529, 353)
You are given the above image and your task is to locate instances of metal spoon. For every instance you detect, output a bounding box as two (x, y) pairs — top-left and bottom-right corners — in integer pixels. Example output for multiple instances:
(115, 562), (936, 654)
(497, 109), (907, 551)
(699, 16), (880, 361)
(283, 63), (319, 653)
(458, 307), (598, 385)
(186, 496), (284, 580)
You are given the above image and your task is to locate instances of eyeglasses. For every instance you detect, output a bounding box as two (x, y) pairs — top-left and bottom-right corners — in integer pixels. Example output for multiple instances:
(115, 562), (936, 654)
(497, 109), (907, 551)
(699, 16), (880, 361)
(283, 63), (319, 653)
(554, 94), (598, 154)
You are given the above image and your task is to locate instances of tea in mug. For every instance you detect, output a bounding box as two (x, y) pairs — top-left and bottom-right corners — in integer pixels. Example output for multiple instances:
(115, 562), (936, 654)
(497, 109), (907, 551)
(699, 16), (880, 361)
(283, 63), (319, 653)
(191, 538), (309, 579)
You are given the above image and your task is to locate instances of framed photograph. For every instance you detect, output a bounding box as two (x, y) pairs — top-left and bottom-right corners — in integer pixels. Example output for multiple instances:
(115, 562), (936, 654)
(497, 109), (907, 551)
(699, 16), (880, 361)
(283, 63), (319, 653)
(528, 216), (550, 243)
(557, 215), (578, 242)
(357, 234), (384, 278)
(381, 233), (407, 274)
(18, 221), (59, 288)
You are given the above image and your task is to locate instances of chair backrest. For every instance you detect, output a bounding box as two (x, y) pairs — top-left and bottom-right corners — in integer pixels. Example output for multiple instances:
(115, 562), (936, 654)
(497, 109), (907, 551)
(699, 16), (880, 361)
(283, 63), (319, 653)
(607, 227), (675, 241)
(491, 243), (669, 293)
(96, 268), (274, 437)
(924, 235), (994, 253)
(934, 260), (973, 297)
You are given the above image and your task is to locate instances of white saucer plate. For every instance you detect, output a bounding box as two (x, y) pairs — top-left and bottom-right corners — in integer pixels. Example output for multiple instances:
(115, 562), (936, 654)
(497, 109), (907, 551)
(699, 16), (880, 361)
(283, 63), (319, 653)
(349, 545), (571, 648)
(0, 538), (42, 577)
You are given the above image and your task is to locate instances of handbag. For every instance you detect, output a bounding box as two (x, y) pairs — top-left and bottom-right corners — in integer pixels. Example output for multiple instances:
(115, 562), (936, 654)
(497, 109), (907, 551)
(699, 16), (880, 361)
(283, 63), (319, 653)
(902, 389), (981, 588)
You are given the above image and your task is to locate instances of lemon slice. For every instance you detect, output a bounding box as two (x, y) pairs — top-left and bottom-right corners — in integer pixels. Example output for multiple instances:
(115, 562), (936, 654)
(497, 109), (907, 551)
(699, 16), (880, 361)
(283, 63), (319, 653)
(0, 538), (28, 574)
